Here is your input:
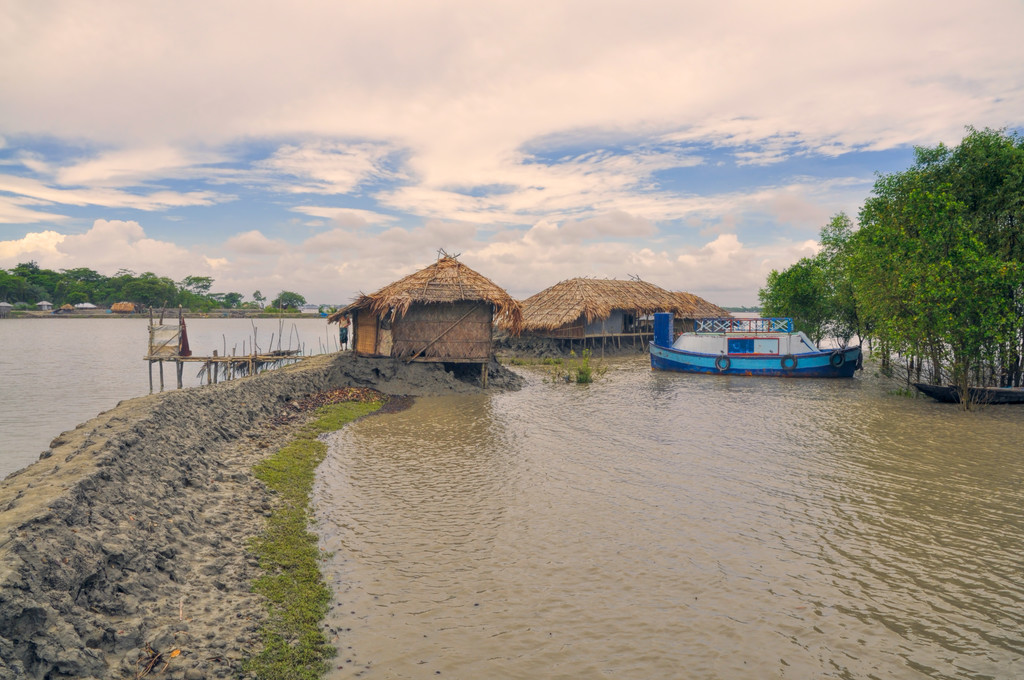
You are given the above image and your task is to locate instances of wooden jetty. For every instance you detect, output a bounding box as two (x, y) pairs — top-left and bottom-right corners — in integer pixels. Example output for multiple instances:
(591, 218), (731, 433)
(145, 308), (302, 392)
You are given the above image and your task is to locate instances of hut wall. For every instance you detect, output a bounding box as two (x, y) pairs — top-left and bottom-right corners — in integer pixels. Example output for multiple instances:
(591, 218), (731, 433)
(391, 301), (493, 361)
(583, 309), (627, 336)
(354, 309), (379, 355)
(532, 316), (584, 339)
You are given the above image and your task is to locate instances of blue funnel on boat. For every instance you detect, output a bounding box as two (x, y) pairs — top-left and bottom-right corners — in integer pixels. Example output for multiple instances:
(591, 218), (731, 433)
(653, 312), (673, 348)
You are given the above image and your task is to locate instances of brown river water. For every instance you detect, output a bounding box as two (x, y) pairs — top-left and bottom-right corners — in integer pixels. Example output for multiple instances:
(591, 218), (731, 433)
(314, 358), (1024, 679)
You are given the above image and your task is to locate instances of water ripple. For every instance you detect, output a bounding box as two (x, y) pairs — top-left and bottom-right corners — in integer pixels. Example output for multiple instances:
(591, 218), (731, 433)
(314, 358), (1024, 679)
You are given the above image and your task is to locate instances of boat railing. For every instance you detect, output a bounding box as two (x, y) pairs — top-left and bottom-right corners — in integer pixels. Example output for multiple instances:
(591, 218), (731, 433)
(695, 317), (793, 333)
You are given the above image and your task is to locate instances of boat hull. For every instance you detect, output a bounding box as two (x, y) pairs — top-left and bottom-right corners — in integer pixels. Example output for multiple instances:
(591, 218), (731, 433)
(913, 383), (1024, 404)
(650, 342), (860, 378)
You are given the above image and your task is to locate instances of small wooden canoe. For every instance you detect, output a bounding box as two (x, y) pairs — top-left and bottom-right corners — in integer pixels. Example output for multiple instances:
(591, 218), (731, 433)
(913, 383), (1024, 404)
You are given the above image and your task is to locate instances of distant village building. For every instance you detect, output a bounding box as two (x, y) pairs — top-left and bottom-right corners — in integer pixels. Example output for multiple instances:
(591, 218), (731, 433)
(0, 301), (12, 318)
(36, 301), (53, 311)
(74, 302), (98, 310)
(328, 255), (522, 365)
(111, 302), (137, 314)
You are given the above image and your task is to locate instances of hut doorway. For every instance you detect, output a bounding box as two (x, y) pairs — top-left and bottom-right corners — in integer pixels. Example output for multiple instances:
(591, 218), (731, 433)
(354, 309), (378, 354)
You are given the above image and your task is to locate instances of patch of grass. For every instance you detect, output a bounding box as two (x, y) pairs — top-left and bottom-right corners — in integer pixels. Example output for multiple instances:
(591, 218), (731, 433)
(502, 356), (564, 366)
(245, 400), (383, 680)
(548, 349), (606, 384)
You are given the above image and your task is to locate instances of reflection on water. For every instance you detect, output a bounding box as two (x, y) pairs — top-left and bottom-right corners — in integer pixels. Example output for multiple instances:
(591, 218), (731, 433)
(0, 317), (334, 478)
(315, 359), (1024, 679)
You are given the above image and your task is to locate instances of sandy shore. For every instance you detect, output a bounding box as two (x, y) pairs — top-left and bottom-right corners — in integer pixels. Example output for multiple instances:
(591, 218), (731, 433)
(0, 353), (520, 679)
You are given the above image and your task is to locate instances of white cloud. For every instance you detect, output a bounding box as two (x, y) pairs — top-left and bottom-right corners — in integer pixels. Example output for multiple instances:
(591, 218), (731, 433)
(0, 229), (65, 260)
(55, 146), (227, 187)
(291, 206), (397, 228)
(5, 2), (1021, 156)
(2, 1), (1022, 304)
(1, 214), (831, 306)
(256, 141), (399, 194)
(0, 220), (198, 277)
(223, 230), (285, 255)
(0, 195), (69, 223)
(0, 175), (230, 211)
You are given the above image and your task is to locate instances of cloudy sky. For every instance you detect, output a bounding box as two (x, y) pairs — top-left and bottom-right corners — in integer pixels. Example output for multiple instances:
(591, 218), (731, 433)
(2, 1), (1023, 306)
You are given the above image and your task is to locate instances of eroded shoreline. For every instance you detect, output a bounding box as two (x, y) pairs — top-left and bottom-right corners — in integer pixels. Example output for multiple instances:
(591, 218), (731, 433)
(0, 353), (520, 679)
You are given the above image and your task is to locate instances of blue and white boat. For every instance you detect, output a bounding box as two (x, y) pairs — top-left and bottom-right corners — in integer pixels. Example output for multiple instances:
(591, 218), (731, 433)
(649, 313), (861, 378)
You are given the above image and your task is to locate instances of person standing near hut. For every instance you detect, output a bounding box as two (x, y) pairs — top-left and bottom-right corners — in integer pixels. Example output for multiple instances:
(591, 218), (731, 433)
(339, 315), (350, 351)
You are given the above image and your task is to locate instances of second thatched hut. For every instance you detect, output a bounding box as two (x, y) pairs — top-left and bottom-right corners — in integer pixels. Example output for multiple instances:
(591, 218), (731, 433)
(328, 255), (522, 365)
(516, 277), (727, 350)
(671, 291), (731, 332)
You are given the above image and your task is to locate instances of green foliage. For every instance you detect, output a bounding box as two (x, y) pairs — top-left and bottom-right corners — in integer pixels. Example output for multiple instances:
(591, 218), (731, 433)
(221, 292), (245, 308)
(759, 257), (829, 344)
(504, 356), (562, 366)
(548, 349), (606, 384)
(0, 263), (303, 314)
(759, 212), (862, 347)
(179, 275), (214, 295)
(760, 127), (1024, 405)
(272, 290), (307, 310)
(246, 400), (383, 680)
(853, 129), (1023, 401)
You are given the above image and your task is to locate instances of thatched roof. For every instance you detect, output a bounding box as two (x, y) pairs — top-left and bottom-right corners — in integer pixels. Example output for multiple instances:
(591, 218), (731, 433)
(518, 278), (688, 331)
(328, 256), (523, 333)
(672, 291), (730, 318)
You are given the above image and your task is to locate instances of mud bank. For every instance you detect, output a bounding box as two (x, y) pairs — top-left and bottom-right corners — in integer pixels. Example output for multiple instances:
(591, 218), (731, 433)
(494, 331), (651, 359)
(0, 354), (521, 679)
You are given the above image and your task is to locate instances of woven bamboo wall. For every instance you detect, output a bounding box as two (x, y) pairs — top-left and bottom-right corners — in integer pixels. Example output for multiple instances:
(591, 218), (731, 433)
(354, 309), (378, 354)
(540, 319), (585, 339)
(392, 301), (493, 360)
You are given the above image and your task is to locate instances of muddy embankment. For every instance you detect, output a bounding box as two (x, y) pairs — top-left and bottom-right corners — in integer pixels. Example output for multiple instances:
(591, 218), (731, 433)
(0, 354), (521, 680)
(493, 331), (651, 360)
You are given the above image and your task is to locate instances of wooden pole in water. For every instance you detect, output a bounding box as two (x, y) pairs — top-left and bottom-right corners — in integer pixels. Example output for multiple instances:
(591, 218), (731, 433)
(177, 360), (183, 389)
(481, 362), (488, 388)
(159, 360), (165, 391)
(148, 360), (154, 393)
(213, 350), (218, 383)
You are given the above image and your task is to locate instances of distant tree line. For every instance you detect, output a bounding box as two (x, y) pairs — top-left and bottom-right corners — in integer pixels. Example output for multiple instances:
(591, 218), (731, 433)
(759, 127), (1024, 400)
(0, 262), (307, 313)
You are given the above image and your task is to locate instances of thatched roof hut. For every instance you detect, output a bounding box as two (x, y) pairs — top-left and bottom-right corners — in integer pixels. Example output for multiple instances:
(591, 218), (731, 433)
(329, 255), (522, 362)
(517, 278), (688, 339)
(111, 301), (136, 314)
(672, 291), (730, 319)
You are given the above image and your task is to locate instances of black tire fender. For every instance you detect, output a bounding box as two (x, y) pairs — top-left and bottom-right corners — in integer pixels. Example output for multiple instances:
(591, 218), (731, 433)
(715, 355), (731, 371)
